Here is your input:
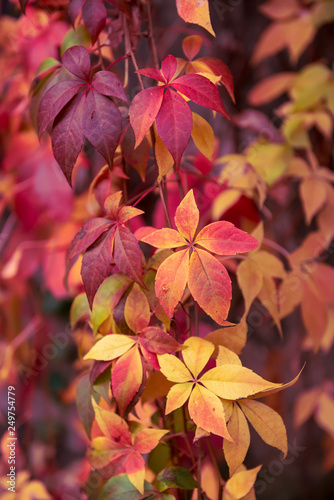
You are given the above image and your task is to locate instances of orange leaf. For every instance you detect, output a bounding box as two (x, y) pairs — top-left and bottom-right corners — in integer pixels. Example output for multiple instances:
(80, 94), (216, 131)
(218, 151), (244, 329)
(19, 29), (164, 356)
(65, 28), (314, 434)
(237, 259), (263, 315)
(92, 400), (131, 441)
(141, 228), (187, 248)
(112, 346), (143, 416)
(182, 35), (203, 61)
(301, 278), (328, 350)
(174, 189), (199, 241)
(300, 177), (328, 224)
(248, 72), (295, 106)
(155, 249), (189, 318)
(240, 399), (287, 457)
(134, 428), (169, 454)
(223, 403), (250, 475)
(188, 384), (232, 440)
(176, 0), (215, 36)
(124, 283), (150, 333)
(188, 248), (231, 324)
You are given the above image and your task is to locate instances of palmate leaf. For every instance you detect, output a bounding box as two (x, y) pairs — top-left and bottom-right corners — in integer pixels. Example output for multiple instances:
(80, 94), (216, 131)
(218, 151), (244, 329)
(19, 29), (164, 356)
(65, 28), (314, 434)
(37, 45), (127, 185)
(142, 189), (258, 323)
(129, 55), (229, 169)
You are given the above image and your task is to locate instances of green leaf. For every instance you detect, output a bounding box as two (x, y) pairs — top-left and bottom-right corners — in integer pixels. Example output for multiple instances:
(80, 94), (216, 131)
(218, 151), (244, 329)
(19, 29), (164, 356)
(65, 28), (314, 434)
(157, 467), (198, 492)
(61, 25), (91, 55)
(99, 474), (154, 500)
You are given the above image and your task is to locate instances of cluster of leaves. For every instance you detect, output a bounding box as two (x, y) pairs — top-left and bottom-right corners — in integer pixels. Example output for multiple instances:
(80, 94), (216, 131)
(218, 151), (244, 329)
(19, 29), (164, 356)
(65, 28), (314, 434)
(1, 0), (334, 499)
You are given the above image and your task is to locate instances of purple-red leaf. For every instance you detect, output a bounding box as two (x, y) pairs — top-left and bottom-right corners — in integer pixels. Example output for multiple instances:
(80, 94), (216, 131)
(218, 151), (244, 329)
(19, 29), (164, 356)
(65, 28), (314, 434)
(140, 327), (182, 354)
(156, 88), (192, 169)
(51, 93), (85, 186)
(114, 225), (145, 288)
(129, 86), (164, 148)
(62, 46), (91, 81)
(67, 218), (112, 266)
(92, 71), (128, 101)
(161, 55), (177, 83)
(37, 81), (85, 138)
(82, 0), (107, 44)
(173, 74), (229, 118)
(81, 230), (114, 308)
(82, 90), (122, 166)
(68, 0), (84, 24)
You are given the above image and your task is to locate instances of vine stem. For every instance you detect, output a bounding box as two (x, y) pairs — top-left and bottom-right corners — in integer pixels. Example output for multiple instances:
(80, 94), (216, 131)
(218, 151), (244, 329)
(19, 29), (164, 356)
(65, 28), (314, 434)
(146, 0), (160, 69)
(263, 237), (290, 260)
(123, 14), (172, 228)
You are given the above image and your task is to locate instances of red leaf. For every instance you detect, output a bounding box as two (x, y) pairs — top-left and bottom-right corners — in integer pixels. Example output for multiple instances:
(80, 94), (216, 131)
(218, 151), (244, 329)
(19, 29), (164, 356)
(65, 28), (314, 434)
(67, 217), (112, 265)
(136, 68), (166, 83)
(161, 55), (177, 83)
(82, 90), (122, 166)
(37, 80), (85, 137)
(51, 92), (85, 186)
(113, 225), (145, 288)
(81, 230), (114, 308)
(129, 86), (164, 147)
(173, 74), (229, 118)
(82, 0), (107, 44)
(140, 345), (160, 370)
(92, 71), (128, 101)
(62, 46), (91, 81)
(111, 346), (143, 416)
(155, 249), (189, 318)
(195, 222), (259, 255)
(196, 56), (235, 102)
(139, 327), (182, 354)
(188, 248), (232, 324)
(156, 88), (192, 169)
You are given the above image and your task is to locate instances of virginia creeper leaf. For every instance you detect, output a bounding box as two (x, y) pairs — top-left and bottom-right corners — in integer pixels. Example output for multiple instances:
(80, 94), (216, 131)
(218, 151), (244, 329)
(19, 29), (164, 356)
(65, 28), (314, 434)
(155, 249), (189, 318)
(156, 87), (193, 169)
(141, 228), (187, 248)
(182, 35), (203, 61)
(182, 337), (215, 378)
(82, 90), (122, 167)
(188, 248), (232, 324)
(157, 466), (198, 491)
(161, 54), (177, 82)
(165, 382), (194, 414)
(139, 327), (182, 354)
(174, 189), (199, 241)
(92, 70), (128, 101)
(176, 0), (215, 36)
(134, 428), (169, 454)
(223, 466), (262, 500)
(240, 399), (288, 457)
(223, 403), (251, 475)
(188, 384), (232, 440)
(84, 334), (135, 361)
(111, 346), (143, 417)
(62, 45), (91, 80)
(113, 225), (145, 288)
(158, 353), (193, 383)
(195, 222), (258, 255)
(124, 283), (150, 333)
(129, 86), (164, 147)
(82, 0), (107, 44)
(67, 218), (112, 266)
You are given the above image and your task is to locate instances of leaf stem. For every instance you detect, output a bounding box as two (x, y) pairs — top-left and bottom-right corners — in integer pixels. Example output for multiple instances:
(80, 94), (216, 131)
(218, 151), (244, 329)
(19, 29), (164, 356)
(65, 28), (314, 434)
(146, 0), (160, 69)
(263, 237), (290, 260)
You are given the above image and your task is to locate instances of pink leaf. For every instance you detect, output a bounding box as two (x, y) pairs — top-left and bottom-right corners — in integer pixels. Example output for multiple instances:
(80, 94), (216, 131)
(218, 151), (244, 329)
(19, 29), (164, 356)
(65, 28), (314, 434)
(62, 45), (91, 81)
(129, 86), (164, 147)
(82, 0), (107, 44)
(37, 80), (85, 137)
(82, 90), (122, 166)
(67, 217), (112, 265)
(68, 0), (84, 25)
(92, 71), (128, 101)
(51, 92), (85, 186)
(156, 88), (192, 169)
(195, 222), (259, 255)
(161, 55), (177, 83)
(114, 225), (145, 288)
(196, 56), (235, 102)
(173, 74), (229, 118)
(81, 230), (114, 308)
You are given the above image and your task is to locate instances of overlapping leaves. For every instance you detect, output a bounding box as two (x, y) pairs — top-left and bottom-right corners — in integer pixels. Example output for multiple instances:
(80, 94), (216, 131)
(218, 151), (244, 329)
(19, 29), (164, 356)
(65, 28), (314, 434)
(37, 45), (127, 185)
(141, 190), (258, 324)
(129, 54), (229, 169)
(66, 191), (144, 308)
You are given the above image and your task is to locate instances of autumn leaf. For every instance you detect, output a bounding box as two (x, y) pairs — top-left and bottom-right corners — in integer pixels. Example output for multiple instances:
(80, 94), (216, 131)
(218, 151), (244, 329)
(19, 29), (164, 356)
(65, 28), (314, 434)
(223, 403), (251, 475)
(141, 189), (258, 323)
(176, 0), (215, 36)
(129, 55), (228, 169)
(223, 465), (262, 500)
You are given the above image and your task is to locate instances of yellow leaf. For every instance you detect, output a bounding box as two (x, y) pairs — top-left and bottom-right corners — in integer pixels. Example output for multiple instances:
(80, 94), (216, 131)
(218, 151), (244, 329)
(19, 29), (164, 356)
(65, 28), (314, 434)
(237, 259), (263, 315)
(212, 189), (241, 220)
(183, 337), (215, 377)
(124, 283), (150, 333)
(200, 365), (282, 400)
(258, 274), (282, 336)
(165, 382), (194, 414)
(83, 334), (135, 361)
(224, 403), (251, 475)
(251, 251), (286, 278)
(223, 465), (262, 500)
(158, 353), (193, 383)
(176, 0), (215, 36)
(300, 177), (328, 225)
(155, 130), (174, 182)
(247, 366), (303, 399)
(240, 399), (287, 456)
(127, 465), (145, 495)
(216, 346), (242, 367)
(283, 115), (310, 148)
(191, 112), (215, 160)
(285, 14), (316, 64)
(246, 142), (292, 185)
